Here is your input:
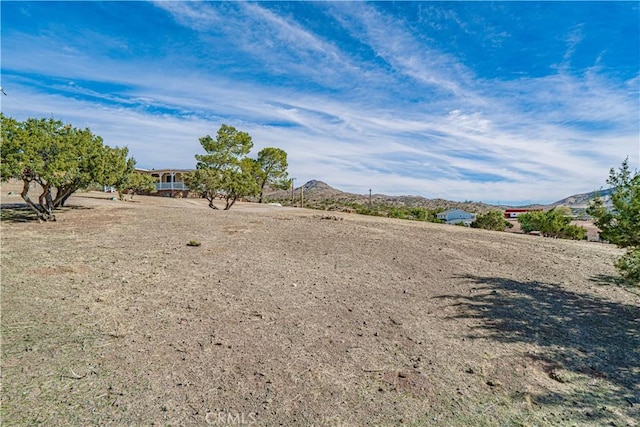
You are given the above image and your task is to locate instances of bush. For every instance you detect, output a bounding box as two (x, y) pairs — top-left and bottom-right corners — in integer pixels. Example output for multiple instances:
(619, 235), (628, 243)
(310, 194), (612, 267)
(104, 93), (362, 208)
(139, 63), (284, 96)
(614, 249), (640, 281)
(471, 210), (514, 231)
(518, 208), (586, 240)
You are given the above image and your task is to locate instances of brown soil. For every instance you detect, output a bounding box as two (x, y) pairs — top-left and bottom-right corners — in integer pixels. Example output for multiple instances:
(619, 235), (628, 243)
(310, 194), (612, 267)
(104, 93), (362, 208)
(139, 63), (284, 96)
(1, 184), (638, 426)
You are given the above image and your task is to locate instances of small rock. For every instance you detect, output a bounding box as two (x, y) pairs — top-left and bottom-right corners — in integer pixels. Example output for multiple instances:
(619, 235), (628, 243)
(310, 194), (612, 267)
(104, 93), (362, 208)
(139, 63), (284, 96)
(549, 369), (569, 383)
(486, 379), (502, 387)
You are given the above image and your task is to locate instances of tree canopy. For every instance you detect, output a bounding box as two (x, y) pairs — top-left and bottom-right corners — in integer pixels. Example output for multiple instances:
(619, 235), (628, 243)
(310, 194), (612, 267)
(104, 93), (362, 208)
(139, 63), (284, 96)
(196, 124), (253, 170)
(185, 124), (260, 210)
(518, 208), (586, 240)
(587, 158), (640, 284)
(471, 210), (514, 231)
(117, 167), (157, 200)
(256, 147), (289, 203)
(1, 114), (132, 221)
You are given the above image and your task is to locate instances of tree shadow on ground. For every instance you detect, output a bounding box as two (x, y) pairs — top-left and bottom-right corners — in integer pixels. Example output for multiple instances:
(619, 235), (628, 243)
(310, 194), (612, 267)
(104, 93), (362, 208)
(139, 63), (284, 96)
(590, 274), (639, 295)
(438, 275), (640, 423)
(1, 202), (93, 223)
(1, 203), (39, 222)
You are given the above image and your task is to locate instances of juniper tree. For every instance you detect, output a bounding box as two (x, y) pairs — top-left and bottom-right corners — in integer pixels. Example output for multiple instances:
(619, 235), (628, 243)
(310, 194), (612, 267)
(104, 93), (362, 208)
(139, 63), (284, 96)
(588, 158), (640, 284)
(255, 147), (289, 203)
(0, 114), (130, 221)
(185, 124), (259, 210)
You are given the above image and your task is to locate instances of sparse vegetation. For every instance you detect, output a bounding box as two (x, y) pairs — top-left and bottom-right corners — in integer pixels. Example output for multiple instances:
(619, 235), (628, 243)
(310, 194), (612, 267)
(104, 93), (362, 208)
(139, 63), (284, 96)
(269, 197), (447, 223)
(1, 187), (634, 426)
(587, 158), (640, 284)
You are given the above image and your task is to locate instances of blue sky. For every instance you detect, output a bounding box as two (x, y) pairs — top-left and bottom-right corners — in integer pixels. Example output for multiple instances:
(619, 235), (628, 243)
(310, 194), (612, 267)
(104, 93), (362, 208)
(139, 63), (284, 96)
(1, 1), (638, 204)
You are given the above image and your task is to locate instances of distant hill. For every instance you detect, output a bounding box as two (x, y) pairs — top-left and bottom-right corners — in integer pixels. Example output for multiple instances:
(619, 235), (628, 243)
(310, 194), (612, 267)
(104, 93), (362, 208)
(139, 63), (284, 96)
(264, 180), (616, 213)
(551, 188), (613, 208)
(264, 180), (500, 213)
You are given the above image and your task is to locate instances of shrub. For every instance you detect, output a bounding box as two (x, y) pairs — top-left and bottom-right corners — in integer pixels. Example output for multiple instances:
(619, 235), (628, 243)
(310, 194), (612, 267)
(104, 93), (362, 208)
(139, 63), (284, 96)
(471, 210), (514, 231)
(518, 208), (586, 240)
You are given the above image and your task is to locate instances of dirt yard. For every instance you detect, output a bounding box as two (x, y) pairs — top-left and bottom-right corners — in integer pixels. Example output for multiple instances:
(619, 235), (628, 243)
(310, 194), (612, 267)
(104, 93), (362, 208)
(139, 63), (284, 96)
(1, 186), (638, 426)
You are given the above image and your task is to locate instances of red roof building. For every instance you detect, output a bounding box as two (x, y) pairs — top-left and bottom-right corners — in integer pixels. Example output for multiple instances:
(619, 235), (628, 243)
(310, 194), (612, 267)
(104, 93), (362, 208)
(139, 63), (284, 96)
(504, 208), (544, 218)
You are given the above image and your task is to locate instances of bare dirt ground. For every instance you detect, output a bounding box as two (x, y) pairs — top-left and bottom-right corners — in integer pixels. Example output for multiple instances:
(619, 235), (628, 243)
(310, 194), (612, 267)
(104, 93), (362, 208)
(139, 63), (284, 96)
(1, 185), (639, 426)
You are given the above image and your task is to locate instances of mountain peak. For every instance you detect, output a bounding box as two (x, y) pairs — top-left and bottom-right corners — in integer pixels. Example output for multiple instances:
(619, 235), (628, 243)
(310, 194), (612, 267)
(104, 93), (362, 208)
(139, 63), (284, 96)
(301, 180), (335, 191)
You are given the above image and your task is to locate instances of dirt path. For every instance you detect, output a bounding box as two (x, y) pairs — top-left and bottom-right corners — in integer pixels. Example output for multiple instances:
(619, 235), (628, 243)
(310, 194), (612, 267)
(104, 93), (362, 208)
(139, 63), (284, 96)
(1, 190), (638, 426)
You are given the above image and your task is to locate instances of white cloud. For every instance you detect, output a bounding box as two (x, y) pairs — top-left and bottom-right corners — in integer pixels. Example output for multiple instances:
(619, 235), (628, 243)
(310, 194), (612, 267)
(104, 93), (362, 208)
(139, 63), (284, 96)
(2, 2), (638, 204)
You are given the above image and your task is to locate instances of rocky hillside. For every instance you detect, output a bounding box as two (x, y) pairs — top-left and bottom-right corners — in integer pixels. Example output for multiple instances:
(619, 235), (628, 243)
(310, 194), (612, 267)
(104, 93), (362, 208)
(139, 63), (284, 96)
(264, 180), (500, 213)
(551, 188), (613, 208)
(264, 179), (614, 213)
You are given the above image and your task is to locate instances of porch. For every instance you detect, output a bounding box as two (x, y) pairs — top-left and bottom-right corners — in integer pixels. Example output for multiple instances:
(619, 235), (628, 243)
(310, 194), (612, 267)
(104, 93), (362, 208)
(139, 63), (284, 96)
(135, 168), (193, 196)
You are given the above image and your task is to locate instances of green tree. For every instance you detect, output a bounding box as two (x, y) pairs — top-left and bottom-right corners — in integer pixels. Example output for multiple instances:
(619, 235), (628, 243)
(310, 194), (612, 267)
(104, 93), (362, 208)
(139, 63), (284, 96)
(471, 210), (514, 231)
(0, 114), (130, 221)
(408, 207), (427, 221)
(518, 208), (586, 240)
(117, 170), (157, 200)
(53, 142), (130, 208)
(255, 147), (289, 203)
(220, 158), (260, 209)
(197, 124), (253, 168)
(185, 124), (258, 210)
(587, 158), (640, 284)
(517, 210), (546, 234)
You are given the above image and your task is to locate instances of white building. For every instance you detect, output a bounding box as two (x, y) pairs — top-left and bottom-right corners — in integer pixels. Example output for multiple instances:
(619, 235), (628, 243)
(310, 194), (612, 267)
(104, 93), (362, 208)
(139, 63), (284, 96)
(135, 168), (192, 197)
(436, 209), (476, 226)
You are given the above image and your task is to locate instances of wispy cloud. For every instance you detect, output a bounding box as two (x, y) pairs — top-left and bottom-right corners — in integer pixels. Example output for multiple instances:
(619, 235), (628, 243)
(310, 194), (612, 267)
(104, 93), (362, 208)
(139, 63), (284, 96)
(1, 1), (637, 204)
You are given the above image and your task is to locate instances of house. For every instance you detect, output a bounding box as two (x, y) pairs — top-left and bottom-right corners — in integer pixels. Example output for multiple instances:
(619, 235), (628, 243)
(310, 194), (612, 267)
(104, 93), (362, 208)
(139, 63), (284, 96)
(135, 168), (193, 197)
(436, 209), (476, 225)
(503, 208), (543, 218)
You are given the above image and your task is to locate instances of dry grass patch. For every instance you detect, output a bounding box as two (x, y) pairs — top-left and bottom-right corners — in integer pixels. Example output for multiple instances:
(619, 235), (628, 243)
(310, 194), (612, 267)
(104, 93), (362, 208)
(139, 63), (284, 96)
(1, 190), (638, 426)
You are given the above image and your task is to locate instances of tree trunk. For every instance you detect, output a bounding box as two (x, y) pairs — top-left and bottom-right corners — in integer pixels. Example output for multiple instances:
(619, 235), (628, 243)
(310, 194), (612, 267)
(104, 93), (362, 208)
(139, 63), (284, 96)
(21, 179), (46, 221)
(224, 196), (237, 210)
(21, 180), (55, 221)
(60, 190), (74, 207)
(40, 183), (56, 221)
(54, 185), (75, 208)
(258, 177), (268, 204)
(207, 197), (219, 210)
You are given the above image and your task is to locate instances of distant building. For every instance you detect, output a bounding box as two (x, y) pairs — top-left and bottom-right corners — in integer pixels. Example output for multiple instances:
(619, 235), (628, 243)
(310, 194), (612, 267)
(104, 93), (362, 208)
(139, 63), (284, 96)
(136, 168), (193, 197)
(503, 208), (544, 218)
(436, 209), (476, 226)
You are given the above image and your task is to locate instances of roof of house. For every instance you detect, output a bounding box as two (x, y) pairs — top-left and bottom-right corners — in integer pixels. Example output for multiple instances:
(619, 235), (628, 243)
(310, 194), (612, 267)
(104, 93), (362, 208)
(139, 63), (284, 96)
(136, 168), (193, 174)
